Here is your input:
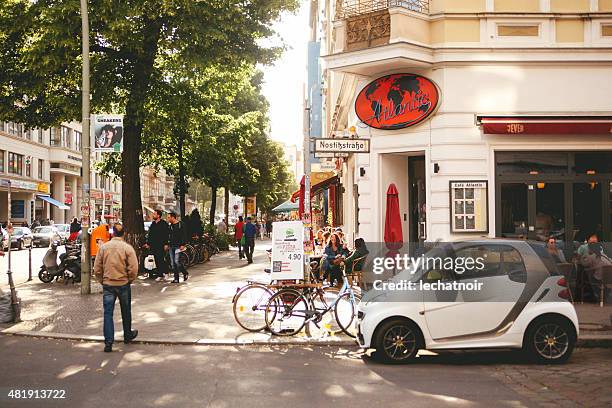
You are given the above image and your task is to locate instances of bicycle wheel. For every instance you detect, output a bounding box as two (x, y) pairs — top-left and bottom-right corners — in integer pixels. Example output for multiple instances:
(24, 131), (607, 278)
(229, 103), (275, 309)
(334, 291), (359, 338)
(233, 284), (274, 332)
(305, 288), (341, 338)
(178, 251), (189, 269)
(265, 289), (309, 336)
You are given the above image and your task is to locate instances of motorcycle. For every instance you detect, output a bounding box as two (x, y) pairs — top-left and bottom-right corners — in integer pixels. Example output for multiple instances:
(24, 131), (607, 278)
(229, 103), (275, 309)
(39, 242), (82, 284)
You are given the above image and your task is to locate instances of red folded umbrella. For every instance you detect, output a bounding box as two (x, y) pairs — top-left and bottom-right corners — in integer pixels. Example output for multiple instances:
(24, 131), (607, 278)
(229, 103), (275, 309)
(384, 183), (403, 251)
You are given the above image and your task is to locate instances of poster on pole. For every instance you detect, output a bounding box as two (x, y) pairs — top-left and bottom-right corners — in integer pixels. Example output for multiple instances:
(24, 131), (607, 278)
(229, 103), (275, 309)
(271, 221), (304, 280)
(93, 114), (124, 152)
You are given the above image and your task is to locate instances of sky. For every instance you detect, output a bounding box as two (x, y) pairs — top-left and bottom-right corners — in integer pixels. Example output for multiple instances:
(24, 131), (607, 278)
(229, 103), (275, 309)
(260, 2), (310, 147)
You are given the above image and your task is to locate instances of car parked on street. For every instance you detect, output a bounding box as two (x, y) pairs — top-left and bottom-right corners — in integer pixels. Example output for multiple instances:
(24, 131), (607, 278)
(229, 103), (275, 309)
(358, 239), (578, 364)
(32, 226), (62, 248)
(10, 227), (33, 250)
(55, 224), (70, 244)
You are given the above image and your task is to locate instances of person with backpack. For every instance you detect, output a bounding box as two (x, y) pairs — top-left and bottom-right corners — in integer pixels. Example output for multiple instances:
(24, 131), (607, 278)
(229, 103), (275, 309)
(167, 212), (189, 283)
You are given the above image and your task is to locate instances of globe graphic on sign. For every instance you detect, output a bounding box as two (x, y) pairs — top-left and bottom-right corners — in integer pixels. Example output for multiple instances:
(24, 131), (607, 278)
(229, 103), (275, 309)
(355, 74), (439, 130)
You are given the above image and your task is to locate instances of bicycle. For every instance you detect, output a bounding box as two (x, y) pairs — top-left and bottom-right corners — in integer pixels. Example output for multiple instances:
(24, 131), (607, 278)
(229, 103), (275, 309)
(264, 266), (361, 338)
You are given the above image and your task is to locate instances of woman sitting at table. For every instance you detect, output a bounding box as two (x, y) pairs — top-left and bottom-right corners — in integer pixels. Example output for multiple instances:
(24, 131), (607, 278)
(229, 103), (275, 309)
(343, 238), (369, 274)
(546, 236), (566, 263)
(323, 233), (349, 286)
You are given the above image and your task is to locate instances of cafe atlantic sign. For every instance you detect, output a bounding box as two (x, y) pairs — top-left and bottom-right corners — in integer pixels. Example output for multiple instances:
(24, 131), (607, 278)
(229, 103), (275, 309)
(355, 73), (440, 130)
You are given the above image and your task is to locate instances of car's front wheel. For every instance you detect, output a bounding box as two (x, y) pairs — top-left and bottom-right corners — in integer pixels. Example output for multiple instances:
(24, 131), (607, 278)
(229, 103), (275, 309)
(374, 318), (422, 364)
(524, 316), (576, 364)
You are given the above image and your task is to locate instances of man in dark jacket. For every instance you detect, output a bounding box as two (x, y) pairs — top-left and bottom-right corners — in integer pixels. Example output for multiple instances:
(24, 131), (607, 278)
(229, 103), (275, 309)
(167, 212), (189, 283)
(144, 209), (169, 280)
(243, 217), (257, 264)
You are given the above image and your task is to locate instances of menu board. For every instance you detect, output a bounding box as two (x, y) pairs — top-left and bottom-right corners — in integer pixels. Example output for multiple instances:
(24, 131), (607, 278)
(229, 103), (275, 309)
(450, 181), (488, 233)
(271, 221), (304, 280)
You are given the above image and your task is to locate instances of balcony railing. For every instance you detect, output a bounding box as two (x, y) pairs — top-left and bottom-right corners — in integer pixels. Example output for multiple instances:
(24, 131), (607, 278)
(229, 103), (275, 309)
(336, 0), (429, 19)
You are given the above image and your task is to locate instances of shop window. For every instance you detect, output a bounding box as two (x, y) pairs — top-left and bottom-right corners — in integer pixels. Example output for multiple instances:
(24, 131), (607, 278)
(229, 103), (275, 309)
(38, 159), (44, 179)
(496, 152), (568, 175)
(8, 152), (23, 175)
(574, 152), (612, 175)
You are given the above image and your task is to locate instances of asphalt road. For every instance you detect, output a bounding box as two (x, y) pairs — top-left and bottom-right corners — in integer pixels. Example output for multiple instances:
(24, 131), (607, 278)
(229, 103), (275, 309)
(0, 335), (542, 408)
(0, 246), (64, 289)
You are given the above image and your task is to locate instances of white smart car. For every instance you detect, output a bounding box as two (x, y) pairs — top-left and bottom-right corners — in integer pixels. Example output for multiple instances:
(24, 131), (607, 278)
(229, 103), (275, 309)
(357, 240), (578, 364)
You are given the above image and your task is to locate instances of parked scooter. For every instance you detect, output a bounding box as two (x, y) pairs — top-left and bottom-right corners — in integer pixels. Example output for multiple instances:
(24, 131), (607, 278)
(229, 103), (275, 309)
(39, 242), (82, 284)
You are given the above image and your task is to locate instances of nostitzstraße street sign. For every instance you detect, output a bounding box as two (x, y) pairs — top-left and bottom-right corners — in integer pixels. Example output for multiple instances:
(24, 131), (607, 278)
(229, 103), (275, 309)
(313, 138), (370, 154)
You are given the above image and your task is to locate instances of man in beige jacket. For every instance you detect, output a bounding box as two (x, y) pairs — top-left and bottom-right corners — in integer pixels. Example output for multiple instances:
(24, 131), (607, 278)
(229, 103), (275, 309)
(94, 223), (139, 352)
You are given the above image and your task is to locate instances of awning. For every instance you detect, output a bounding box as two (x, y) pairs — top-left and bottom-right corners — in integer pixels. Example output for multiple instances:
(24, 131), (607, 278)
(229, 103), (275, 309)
(290, 175), (340, 202)
(37, 195), (70, 210)
(272, 200), (299, 213)
(477, 115), (612, 135)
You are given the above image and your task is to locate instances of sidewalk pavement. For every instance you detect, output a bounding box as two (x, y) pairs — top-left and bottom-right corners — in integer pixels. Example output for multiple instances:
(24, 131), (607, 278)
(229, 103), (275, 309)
(1, 239), (611, 347)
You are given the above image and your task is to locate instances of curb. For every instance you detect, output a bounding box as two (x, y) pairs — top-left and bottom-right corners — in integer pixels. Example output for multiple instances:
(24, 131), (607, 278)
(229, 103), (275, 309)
(3, 330), (611, 348)
(0, 331), (359, 347)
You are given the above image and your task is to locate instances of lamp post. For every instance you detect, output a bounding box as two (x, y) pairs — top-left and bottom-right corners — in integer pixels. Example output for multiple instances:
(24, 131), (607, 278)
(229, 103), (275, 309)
(80, 0), (92, 295)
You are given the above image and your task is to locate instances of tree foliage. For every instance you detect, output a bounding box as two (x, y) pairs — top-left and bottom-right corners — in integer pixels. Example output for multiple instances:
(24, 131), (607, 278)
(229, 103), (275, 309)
(0, 0), (298, 241)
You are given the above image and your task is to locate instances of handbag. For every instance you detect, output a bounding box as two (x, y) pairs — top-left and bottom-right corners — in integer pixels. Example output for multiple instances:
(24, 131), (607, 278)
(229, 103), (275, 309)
(144, 255), (156, 270)
(240, 236), (246, 246)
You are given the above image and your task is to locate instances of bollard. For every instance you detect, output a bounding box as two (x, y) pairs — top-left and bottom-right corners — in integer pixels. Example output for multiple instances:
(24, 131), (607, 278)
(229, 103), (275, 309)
(28, 246), (32, 281)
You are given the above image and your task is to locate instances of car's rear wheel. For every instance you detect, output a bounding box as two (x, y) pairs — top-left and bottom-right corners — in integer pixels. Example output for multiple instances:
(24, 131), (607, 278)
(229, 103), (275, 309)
(374, 318), (421, 364)
(524, 316), (576, 364)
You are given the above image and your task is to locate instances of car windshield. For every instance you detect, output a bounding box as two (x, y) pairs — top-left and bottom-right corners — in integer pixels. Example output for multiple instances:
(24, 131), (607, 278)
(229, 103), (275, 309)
(35, 227), (53, 233)
(12, 228), (25, 235)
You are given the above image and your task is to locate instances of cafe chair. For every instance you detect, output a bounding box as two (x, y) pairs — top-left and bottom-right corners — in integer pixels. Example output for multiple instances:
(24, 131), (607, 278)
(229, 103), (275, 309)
(346, 255), (368, 289)
(599, 265), (612, 308)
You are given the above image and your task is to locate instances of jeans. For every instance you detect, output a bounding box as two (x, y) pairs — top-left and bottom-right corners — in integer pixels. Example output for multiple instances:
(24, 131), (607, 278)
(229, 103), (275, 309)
(168, 246), (186, 281)
(244, 237), (255, 263)
(103, 284), (132, 345)
(236, 238), (244, 259)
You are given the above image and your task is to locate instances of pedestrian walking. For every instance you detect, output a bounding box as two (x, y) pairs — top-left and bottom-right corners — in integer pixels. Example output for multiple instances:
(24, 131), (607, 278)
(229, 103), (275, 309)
(93, 223), (138, 353)
(91, 222), (111, 261)
(217, 218), (227, 234)
(234, 216), (245, 260)
(243, 216), (257, 264)
(266, 219), (272, 238)
(190, 208), (204, 238)
(144, 209), (169, 281)
(167, 212), (189, 283)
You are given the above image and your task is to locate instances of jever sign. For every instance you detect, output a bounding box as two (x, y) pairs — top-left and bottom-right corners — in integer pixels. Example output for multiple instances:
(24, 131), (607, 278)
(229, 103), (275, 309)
(355, 73), (440, 130)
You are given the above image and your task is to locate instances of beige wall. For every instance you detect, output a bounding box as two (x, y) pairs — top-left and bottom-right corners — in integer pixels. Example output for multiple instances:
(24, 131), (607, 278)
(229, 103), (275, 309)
(494, 0), (540, 12)
(390, 13), (430, 44)
(430, 0), (486, 13)
(431, 19), (480, 43)
(551, 0), (590, 12)
(556, 19), (584, 42)
(601, 0), (612, 11)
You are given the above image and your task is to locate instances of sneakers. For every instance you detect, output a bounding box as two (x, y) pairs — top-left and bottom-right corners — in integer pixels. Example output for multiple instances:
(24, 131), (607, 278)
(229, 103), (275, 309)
(171, 279), (179, 283)
(104, 343), (112, 353)
(124, 329), (138, 344)
(183, 272), (189, 281)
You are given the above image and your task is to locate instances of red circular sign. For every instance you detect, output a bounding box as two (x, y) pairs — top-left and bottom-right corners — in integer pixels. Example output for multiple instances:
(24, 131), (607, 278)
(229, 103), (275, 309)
(355, 73), (440, 130)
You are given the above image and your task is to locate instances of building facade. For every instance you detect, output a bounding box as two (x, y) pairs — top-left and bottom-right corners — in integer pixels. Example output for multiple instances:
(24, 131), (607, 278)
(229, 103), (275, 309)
(0, 121), (122, 226)
(321, 0), (612, 246)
